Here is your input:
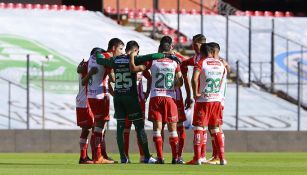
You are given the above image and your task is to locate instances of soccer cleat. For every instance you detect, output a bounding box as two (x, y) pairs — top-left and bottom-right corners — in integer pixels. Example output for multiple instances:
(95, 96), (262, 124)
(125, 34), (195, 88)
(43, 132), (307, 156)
(220, 159), (227, 165)
(144, 157), (157, 164)
(94, 157), (116, 164)
(120, 157), (130, 164)
(199, 157), (207, 164)
(206, 158), (220, 165)
(171, 158), (177, 164)
(106, 157), (118, 163)
(186, 159), (201, 165)
(139, 157), (145, 163)
(176, 157), (185, 164)
(155, 158), (165, 164)
(79, 156), (93, 164)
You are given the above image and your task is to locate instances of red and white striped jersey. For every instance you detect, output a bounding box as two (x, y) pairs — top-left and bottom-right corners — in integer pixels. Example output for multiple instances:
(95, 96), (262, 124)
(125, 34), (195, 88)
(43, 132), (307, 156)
(194, 57), (226, 102)
(87, 53), (111, 99)
(145, 58), (180, 99)
(76, 61), (88, 108)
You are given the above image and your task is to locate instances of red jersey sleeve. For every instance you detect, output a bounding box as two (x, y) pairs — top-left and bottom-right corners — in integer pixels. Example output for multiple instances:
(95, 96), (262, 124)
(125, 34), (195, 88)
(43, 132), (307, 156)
(194, 58), (204, 72)
(181, 57), (195, 74)
(175, 63), (181, 73)
(143, 60), (153, 70)
(143, 69), (151, 79)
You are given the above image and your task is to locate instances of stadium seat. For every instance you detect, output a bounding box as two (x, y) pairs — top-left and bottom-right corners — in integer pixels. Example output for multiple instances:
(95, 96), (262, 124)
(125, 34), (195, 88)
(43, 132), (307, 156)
(159, 8), (166, 14)
(77, 6), (85, 11)
(143, 20), (153, 27)
(68, 5), (76, 11)
(42, 4), (50, 10)
(162, 28), (170, 35)
(59, 5), (67, 11)
(285, 11), (294, 17)
(50, 4), (58, 10)
(0, 2), (5, 8)
(235, 10), (244, 16)
(169, 9), (177, 14)
(105, 6), (112, 13)
(245, 10), (254, 16)
(137, 12), (144, 19)
(179, 36), (188, 43)
(25, 3), (33, 9)
(6, 3), (14, 9)
(180, 9), (187, 14)
(33, 4), (41, 9)
(140, 8), (147, 14)
(275, 11), (285, 17)
(128, 11), (135, 19)
(254, 11), (264, 16)
(264, 11), (274, 16)
(15, 3), (23, 9)
(190, 9), (198, 15)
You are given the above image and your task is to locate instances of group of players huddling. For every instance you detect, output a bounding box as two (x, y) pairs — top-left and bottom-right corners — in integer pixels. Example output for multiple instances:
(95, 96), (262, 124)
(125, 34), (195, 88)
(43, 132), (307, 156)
(75, 34), (230, 165)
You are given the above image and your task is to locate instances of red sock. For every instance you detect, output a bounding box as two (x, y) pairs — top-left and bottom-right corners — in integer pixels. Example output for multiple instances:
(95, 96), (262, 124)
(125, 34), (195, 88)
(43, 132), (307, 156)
(200, 130), (207, 158)
(177, 125), (186, 158)
(193, 130), (203, 161)
(153, 133), (163, 159)
(80, 130), (89, 159)
(212, 132), (225, 160)
(94, 132), (102, 161)
(101, 132), (108, 158)
(124, 130), (130, 158)
(169, 134), (179, 160)
(210, 135), (218, 158)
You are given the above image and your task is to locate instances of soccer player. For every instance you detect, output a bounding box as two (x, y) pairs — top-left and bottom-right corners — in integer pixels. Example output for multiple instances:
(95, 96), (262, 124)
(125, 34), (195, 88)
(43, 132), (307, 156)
(95, 40), (179, 163)
(181, 34), (208, 163)
(158, 36), (188, 164)
(131, 38), (184, 164)
(188, 43), (227, 165)
(76, 58), (96, 164)
(205, 42), (229, 164)
(88, 39), (124, 164)
(124, 69), (151, 163)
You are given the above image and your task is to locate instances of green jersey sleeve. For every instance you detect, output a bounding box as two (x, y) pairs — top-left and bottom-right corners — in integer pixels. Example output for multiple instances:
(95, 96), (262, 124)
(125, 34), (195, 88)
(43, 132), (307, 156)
(135, 53), (165, 65)
(96, 53), (115, 67)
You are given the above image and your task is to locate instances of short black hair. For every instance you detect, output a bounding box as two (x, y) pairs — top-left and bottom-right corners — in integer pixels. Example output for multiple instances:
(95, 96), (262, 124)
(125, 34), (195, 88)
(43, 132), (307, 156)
(90, 47), (106, 56)
(192, 34), (206, 43)
(200, 43), (215, 57)
(207, 42), (220, 51)
(159, 36), (172, 52)
(125, 40), (139, 52)
(107, 38), (124, 51)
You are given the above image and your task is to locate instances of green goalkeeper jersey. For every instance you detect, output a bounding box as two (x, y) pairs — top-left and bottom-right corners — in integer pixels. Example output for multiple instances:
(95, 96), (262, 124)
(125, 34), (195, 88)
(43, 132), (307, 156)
(96, 53), (165, 97)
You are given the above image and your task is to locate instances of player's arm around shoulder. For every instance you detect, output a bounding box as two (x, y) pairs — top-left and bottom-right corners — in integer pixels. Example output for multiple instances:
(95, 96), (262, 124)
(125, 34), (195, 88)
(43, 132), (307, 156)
(96, 53), (115, 68)
(192, 64), (202, 99)
(174, 63), (183, 87)
(129, 50), (147, 73)
(219, 57), (231, 73)
(81, 66), (98, 86)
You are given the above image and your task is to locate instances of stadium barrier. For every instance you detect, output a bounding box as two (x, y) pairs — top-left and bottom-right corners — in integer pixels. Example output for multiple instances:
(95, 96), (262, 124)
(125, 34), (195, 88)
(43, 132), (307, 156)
(0, 130), (306, 153)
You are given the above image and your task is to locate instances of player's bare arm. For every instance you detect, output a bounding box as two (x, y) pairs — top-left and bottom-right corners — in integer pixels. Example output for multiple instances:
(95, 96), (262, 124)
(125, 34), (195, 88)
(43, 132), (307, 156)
(81, 67), (98, 86)
(192, 70), (202, 99)
(108, 80), (114, 96)
(77, 61), (85, 73)
(108, 69), (115, 83)
(219, 58), (231, 73)
(182, 71), (193, 109)
(143, 70), (152, 100)
(175, 71), (183, 87)
(129, 50), (146, 73)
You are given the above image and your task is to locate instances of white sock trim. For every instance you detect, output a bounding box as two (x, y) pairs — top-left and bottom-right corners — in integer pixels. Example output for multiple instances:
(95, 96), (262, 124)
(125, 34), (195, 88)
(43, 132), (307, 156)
(193, 126), (205, 131)
(169, 131), (178, 138)
(79, 138), (88, 144)
(210, 127), (220, 134)
(94, 127), (103, 133)
(153, 130), (161, 137)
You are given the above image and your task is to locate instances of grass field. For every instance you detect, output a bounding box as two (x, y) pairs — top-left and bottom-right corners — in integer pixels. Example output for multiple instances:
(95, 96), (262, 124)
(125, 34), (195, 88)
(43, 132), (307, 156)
(0, 153), (307, 175)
